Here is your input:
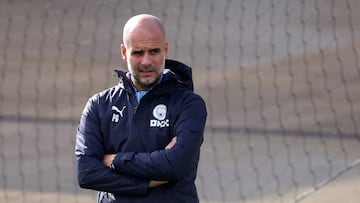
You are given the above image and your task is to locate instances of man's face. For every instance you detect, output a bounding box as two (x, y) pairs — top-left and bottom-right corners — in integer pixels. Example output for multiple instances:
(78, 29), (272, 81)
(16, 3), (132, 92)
(121, 26), (168, 91)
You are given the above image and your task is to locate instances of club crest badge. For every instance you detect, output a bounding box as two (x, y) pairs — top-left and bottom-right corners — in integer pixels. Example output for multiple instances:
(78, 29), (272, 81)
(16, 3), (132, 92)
(152, 104), (167, 120)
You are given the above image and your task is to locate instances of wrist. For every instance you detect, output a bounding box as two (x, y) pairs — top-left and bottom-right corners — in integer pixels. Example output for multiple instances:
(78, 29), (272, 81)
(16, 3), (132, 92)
(110, 155), (116, 169)
(110, 159), (115, 169)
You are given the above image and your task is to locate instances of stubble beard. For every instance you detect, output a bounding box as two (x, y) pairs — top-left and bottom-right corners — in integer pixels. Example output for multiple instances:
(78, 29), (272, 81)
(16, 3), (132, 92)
(129, 56), (166, 90)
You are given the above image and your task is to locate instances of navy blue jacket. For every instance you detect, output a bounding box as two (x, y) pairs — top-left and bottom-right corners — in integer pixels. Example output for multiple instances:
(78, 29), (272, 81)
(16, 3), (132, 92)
(75, 60), (207, 203)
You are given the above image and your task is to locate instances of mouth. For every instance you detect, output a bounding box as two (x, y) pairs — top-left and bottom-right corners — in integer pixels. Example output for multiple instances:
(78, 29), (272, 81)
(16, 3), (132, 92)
(140, 69), (153, 72)
(139, 69), (155, 77)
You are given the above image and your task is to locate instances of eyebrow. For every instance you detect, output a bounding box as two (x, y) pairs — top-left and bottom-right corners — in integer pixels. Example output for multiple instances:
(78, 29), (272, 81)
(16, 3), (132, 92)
(131, 50), (144, 55)
(149, 48), (161, 52)
(131, 48), (161, 55)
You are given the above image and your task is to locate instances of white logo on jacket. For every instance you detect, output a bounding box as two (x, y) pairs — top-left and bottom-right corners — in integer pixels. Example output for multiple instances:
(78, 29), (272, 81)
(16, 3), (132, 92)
(111, 105), (126, 123)
(150, 104), (169, 128)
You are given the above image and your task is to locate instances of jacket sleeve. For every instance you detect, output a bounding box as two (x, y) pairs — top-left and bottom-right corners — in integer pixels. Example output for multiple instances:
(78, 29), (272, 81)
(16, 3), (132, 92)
(111, 94), (207, 180)
(75, 95), (148, 195)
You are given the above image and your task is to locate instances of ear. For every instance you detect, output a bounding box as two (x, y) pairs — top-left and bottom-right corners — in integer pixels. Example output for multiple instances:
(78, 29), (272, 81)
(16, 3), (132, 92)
(164, 42), (169, 58)
(120, 44), (127, 61)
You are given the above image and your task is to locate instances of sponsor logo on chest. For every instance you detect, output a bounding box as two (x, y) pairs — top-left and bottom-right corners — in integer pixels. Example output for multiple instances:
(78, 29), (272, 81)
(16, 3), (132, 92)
(150, 104), (169, 128)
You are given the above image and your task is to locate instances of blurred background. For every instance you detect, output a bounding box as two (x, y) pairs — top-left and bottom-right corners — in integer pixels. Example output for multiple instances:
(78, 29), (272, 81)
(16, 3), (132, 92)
(0, 0), (359, 202)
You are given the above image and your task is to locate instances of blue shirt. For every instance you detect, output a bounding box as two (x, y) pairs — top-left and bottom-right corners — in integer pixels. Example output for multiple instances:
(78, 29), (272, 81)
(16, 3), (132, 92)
(132, 74), (163, 103)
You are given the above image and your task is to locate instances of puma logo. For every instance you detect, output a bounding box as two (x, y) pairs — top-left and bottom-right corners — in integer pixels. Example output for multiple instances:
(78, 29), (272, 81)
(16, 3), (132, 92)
(111, 106), (126, 122)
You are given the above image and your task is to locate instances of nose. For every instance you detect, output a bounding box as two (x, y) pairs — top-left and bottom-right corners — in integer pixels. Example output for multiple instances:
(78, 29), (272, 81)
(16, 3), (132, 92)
(141, 53), (152, 67)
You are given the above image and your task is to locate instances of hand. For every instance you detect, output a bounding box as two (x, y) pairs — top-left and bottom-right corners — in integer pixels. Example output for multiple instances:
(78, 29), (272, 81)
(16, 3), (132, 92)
(103, 154), (116, 168)
(165, 137), (177, 149)
(148, 180), (168, 188)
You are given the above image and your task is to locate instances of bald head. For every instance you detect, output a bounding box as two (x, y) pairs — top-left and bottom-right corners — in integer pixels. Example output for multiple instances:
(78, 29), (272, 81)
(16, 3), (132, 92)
(122, 14), (166, 47)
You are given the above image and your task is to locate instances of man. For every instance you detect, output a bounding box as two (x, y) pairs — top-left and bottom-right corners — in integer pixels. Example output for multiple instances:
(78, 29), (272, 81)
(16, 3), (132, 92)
(75, 14), (207, 203)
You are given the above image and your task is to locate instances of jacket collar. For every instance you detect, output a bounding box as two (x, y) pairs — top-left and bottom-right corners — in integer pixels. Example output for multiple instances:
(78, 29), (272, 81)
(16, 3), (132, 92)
(113, 59), (194, 93)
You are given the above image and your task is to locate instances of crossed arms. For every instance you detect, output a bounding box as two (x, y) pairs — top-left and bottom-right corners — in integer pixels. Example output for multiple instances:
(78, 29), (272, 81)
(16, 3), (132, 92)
(75, 94), (206, 195)
(102, 137), (177, 188)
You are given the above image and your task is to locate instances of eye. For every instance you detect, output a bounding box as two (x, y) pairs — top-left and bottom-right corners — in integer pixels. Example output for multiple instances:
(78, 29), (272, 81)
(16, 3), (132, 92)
(149, 48), (161, 55)
(131, 50), (144, 56)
